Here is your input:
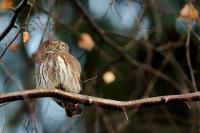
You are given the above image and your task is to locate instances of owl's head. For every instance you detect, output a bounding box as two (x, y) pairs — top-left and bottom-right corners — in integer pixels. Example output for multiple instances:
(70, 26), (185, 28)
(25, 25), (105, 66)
(39, 40), (69, 54)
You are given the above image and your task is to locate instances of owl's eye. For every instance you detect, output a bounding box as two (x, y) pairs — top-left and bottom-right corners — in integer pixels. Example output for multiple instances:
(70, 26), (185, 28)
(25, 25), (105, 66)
(60, 42), (65, 47)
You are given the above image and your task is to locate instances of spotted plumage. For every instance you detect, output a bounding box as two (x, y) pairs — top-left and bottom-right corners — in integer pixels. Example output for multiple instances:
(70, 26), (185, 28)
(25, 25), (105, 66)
(35, 40), (82, 117)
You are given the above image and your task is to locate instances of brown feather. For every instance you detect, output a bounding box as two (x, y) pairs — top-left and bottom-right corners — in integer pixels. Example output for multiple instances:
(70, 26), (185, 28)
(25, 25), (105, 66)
(35, 40), (82, 117)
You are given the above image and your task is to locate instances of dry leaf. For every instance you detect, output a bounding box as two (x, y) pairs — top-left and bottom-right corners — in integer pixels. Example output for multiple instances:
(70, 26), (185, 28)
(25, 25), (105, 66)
(103, 71), (116, 84)
(23, 31), (30, 44)
(0, 0), (13, 10)
(9, 43), (19, 52)
(179, 2), (199, 20)
(78, 33), (95, 51)
(32, 51), (41, 64)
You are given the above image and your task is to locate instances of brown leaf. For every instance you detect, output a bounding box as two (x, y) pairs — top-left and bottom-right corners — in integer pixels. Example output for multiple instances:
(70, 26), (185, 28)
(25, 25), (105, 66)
(32, 51), (41, 64)
(103, 71), (116, 84)
(8, 43), (19, 52)
(23, 31), (30, 44)
(179, 2), (199, 21)
(0, 0), (13, 10)
(78, 33), (95, 51)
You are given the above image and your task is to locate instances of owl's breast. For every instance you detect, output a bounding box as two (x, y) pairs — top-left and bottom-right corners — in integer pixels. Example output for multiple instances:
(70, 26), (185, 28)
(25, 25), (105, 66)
(35, 54), (81, 94)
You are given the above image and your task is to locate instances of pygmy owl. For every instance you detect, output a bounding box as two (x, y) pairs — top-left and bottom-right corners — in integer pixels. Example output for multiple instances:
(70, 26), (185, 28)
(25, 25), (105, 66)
(35, 40), (82, 117)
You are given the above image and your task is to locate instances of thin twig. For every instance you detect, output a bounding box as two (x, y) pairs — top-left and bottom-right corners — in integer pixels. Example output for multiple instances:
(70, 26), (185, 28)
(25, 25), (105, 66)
(0, 0), (28, 41)
(82, 76), (98, 83)
(0, 88), (200, 111)
(186, 24), (200, 131)
(122, 108), (129, 120)
(0, 29), (22, 59)
(73, 0), (179, 89)
(186, 27), (197, 91)
(0, 1), (34, 60)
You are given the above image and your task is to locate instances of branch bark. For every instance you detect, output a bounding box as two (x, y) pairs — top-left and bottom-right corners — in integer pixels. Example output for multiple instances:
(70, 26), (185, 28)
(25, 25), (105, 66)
(0, 88), (200, 111)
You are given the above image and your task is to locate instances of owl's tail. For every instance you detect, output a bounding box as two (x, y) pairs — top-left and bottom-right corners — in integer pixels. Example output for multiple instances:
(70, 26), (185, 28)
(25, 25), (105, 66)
(64, 102), (82, 117)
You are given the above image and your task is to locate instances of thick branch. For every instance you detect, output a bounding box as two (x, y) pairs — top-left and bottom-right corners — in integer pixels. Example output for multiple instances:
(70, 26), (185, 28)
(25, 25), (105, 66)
(0, 88), (200, 110)
(0, 0), (27, 41)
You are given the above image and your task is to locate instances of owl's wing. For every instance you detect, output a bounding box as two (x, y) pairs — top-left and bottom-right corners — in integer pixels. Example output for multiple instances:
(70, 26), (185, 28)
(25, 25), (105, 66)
(70, 54), (81, 75)
(61, 54), (81, 78)
(68, 54), (81, 76)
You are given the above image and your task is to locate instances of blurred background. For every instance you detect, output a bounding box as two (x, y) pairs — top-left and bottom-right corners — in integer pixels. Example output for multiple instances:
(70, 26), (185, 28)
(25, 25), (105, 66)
(0, 0), (200, 132)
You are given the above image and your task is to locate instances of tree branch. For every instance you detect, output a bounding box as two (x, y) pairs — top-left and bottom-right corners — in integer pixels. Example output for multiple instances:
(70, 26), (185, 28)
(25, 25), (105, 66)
(0, 88), (200, 111)
(0, 0), (28, 41)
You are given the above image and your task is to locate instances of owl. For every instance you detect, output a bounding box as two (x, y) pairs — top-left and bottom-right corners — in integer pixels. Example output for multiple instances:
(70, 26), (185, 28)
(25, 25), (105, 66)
(35, 40), (82, 117)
